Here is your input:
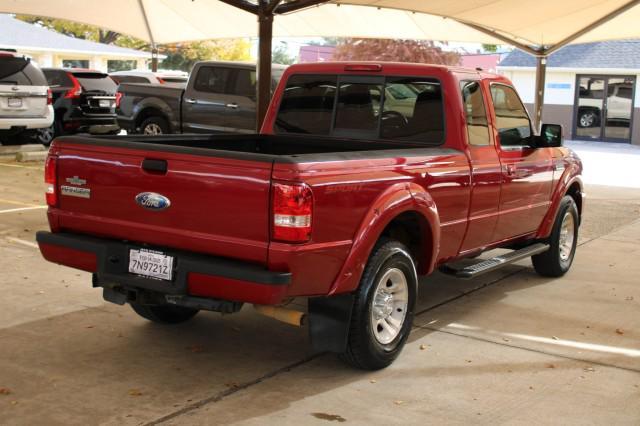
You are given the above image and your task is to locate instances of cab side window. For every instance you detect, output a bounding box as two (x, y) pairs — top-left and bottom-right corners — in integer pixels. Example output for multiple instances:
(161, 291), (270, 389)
(193, 66), (230, 94)
(461, 81), (490, 146)
(490, 84), (532, 147)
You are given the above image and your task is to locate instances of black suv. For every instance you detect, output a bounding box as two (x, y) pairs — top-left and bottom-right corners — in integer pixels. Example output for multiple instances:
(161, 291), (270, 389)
(41, 68), (119, 144)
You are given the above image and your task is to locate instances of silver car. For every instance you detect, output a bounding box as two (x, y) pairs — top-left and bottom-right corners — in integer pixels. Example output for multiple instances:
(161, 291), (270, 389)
(0, 49), (54, 145)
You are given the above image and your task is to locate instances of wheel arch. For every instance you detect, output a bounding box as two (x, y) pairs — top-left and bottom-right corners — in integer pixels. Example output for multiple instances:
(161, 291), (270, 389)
(328, 183), (439, 296)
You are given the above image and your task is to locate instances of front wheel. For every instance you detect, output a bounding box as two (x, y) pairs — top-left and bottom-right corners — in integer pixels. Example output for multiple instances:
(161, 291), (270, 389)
(532, 196), (579, 277)
(130, 303), (199, 324)
(340, 240), (417, 370)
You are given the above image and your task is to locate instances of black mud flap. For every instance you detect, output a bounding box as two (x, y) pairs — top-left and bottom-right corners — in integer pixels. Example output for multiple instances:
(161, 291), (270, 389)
(308, 293), (354, 353)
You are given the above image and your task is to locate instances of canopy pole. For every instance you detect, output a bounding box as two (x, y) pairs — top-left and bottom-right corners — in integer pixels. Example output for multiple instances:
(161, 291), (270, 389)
(533, 55), (547, 131)
(256, 0), (282, 130)
(151, 47), (159, 72)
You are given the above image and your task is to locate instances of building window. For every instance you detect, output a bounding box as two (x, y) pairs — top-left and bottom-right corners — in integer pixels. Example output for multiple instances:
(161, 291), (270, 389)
(62, 59), (89, 69)
(107, 60), (137, 72)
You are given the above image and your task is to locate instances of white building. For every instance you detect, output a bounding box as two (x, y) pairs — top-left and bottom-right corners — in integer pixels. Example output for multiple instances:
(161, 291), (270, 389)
(497, 40), (640, 145)
(0, 14), (156, 72)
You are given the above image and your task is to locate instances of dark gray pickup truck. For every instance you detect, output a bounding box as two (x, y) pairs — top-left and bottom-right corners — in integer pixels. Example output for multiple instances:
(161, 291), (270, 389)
(116, 61), (287, 135)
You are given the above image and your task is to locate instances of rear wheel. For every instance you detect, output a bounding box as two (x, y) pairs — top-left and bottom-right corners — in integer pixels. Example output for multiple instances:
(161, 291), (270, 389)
(140, 116), (169, 135)
(34, 121), (61, 146)
(340, 240), (417, 370)
(130, 303), (199, 324)
(532, 196), (579, 277)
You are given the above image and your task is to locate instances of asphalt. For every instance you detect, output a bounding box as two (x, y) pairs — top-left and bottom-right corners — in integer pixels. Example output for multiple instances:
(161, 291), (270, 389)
(0, 142), (639, 425)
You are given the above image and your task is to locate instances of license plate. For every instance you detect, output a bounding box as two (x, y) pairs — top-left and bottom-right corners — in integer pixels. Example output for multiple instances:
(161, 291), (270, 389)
(99, 99), (112, 108)
(128, 249), (173, 281)
(8, 98), (22, 107)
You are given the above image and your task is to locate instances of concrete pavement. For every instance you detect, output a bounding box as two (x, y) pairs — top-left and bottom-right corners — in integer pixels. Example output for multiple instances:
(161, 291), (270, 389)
(0, 159), (638, 425)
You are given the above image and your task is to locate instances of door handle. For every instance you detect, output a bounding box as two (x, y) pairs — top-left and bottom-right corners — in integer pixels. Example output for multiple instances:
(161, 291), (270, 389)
(185, 98), (197, 104)
(226, 103), (239, 109)
(505, 164), (516, 176)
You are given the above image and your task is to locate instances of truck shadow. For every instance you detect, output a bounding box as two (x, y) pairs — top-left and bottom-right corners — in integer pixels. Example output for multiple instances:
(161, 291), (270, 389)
(1, 261), (572, 425)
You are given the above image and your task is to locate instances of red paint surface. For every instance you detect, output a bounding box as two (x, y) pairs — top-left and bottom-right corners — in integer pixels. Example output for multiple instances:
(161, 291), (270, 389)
(39, 243), (97, 273)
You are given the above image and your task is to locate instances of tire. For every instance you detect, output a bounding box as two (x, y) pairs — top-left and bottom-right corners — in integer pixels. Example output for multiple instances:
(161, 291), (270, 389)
(578, 110), (599, 128)
(130, 303), (199, 324)
(139, 116), (169, 135)
(532, 196), (579, 277)
(33, 121), (61, 146)
(340, 239), (417, 370)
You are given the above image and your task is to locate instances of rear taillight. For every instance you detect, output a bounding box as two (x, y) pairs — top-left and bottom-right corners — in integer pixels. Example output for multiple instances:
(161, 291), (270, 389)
(46, 88), (53, 105)
(272, 183), (313, 243)
(44, 155), (57, 206)
(64, 73), (82, 99)
(115, 91), (123, 108)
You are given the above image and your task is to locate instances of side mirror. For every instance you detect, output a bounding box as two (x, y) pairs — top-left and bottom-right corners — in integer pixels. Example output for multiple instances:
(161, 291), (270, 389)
(536, 123), (563, 147)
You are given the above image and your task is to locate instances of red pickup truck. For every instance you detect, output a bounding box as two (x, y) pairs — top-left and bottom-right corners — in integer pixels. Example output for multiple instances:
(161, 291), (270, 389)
(37, 62), (583, 370)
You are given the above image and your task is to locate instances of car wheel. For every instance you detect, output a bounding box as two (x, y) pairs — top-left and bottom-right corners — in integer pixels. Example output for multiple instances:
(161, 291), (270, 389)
(340, 239), (417, 370)
(35, 123), (56, 146)
(140, 116), (169, 135)
(578, 111), (598, 128)
(130, 303), (199, 324)
(532, 196), (579, 277)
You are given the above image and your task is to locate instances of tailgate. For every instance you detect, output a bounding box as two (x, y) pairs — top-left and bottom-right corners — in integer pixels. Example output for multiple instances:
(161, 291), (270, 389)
(0, 84), (49, 117)
(52, 140), (273, 265)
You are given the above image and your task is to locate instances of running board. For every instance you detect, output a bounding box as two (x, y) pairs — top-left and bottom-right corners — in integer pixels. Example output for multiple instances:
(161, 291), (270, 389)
(440, 243), (549, 279)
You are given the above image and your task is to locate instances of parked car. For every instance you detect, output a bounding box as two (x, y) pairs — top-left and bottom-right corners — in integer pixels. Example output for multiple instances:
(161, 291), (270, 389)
(110, 70), (189, 85)
(0, 49), (53, 145)
(577, 80), (633, 128)
(37, 62), (583, 370)
(116, 61), (287, 134)
(39, 68), (119, 145)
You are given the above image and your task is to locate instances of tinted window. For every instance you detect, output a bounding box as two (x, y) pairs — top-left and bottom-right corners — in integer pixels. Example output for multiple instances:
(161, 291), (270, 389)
(334, 82), (382, 135)
(233, 69), (256, 98)
(275, 74), (444, 144)
(72, 72), (117, 93)
(380, 78), (443, 143)
(490, 84), (531, 147)
(193, 66), (230, 94)
(0, 56), (47, 86)
(43, 69), (73, 88)
(112, 75), (150, 84)
(275, 74), (336, 135)
(461, 81), (490, 146)
(162, 77), (188, 83)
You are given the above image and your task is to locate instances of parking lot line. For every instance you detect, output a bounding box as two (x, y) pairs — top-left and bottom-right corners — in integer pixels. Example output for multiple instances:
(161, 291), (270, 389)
(0, 206), (47, 214)
(0, 162), (43, 171)
(5, 236), (39, 249)
(0, 197), (42, 208)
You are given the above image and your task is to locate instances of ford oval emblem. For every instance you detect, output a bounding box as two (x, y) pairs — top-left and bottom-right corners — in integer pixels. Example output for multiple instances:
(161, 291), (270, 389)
(135, 192), (171, 211)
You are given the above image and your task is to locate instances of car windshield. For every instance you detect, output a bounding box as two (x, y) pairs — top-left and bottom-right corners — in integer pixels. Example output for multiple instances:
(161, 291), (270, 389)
(73, 72), (117, 93)
(0, 56), (46, 85)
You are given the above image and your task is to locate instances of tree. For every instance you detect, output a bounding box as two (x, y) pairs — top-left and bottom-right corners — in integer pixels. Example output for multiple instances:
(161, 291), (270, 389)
(333, 39), (460, 65)
(15, 16), (251, 72)
(272, 44), (295, 65)
(482, 44), (498, 53)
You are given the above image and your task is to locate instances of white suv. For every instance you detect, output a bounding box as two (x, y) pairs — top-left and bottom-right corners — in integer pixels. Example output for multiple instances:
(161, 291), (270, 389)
(0, 49), (54, 145)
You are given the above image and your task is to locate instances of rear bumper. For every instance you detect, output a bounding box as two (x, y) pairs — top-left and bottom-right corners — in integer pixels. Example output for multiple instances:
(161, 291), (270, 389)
(0, 105), (54, 130)
(36, 231), (291, 305)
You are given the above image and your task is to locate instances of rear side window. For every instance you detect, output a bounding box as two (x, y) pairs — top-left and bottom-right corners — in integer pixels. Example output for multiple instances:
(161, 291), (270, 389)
(43, 70), (73, 88)
(275, 74), (444, 145)
(461, 81), (490, 146)
(73, 73), (117, 93)
(490, 84), (531, 147)
(0, 57), (47, 86)
(233, 69), (256, 98)
(275, 74), (337, 135)
(193, 66), (230, 94)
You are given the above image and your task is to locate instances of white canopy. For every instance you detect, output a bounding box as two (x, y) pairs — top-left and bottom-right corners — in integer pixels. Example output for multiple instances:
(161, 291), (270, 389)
(1, 0), (638, 49)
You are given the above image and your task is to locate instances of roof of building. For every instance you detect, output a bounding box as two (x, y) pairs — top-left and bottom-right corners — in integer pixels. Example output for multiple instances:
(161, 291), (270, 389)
(498, 40), (640, 69)
(0, 14), (152, 58)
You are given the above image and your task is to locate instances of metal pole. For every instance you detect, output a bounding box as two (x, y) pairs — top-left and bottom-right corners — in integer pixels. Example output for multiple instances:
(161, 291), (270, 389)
(256, 6), (274, 131)
(533, 55), (547, 132)
(151, 47), (158, 72)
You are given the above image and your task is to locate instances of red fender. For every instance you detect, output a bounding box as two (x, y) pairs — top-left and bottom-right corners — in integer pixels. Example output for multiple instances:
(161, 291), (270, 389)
(328, 182), (439, 295)
(537, 170), (583, 239)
